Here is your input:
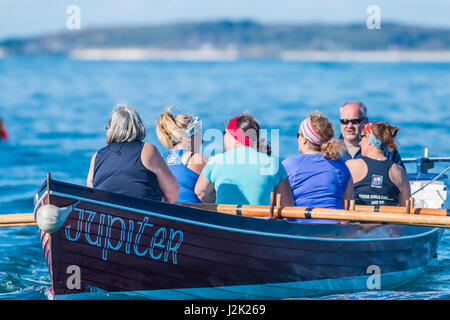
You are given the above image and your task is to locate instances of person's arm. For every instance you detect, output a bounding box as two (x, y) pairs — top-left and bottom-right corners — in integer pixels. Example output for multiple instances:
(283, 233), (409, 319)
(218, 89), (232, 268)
(86, 152), (97, 188)
(141, 143), (179, 203)
(194, 172), (216, 203)
(342, 176), (354, 208)
(274, 178), (294, 206)
(185, 152), (207, 175)
(390, 165), (411, 206)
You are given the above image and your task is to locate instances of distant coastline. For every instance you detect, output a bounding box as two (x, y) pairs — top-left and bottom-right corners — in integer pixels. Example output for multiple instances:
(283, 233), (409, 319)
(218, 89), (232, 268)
(280, 50), (450, 62)
(69, 46), (240, 61)
(2, 20), (450, 62)
(67, 47), (450, 62)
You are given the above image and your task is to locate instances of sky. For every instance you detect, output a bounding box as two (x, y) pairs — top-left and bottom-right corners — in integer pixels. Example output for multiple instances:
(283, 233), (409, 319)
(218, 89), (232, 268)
(1, 0), (450, 40)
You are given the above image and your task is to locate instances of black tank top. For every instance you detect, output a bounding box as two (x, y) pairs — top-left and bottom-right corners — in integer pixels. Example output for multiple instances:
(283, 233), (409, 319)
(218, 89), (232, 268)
(353, 156), (400, 206)
(93, 141), (163, 200)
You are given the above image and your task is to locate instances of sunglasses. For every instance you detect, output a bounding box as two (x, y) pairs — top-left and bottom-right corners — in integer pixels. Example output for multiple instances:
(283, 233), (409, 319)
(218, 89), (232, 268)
(340, 117), (367, 125)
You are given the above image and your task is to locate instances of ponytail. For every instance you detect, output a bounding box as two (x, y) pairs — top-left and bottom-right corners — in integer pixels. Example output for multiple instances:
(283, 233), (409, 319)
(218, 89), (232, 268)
(257, 138), (272, 156)
(156, 106), (194, 149)
(303, 111), (341, 160)
(371, 121), (399, 152)
(320, 139), (343, 160)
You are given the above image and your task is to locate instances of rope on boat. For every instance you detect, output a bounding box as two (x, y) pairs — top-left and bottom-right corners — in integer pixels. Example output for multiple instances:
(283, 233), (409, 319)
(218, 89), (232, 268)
(411, 165), (450, 196)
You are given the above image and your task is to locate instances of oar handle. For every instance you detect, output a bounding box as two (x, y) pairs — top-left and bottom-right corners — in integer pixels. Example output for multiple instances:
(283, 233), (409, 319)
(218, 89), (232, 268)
(0, 213), (36, 228)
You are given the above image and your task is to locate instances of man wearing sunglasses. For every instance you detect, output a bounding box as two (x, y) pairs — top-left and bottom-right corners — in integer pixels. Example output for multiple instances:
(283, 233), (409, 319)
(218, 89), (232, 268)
(339, 101), (405, 169)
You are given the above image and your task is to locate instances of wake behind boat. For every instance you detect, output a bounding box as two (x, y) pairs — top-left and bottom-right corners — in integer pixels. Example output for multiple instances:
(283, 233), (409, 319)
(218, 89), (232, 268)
(33, 153), (449, 300)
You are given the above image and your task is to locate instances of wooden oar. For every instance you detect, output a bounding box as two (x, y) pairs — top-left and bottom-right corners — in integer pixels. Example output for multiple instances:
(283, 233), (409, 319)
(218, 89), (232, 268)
(0, 222), (37, 228)
(1, 200), (449, 228)
(0, 213), (36, 227)
(354, 205), (450, 216)
(183, 203), (450, 228)
(347, 197), (449, 216)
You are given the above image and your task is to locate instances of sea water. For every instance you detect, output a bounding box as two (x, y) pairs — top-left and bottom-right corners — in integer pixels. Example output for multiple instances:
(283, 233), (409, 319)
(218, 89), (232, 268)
(0, 56), (449, 300)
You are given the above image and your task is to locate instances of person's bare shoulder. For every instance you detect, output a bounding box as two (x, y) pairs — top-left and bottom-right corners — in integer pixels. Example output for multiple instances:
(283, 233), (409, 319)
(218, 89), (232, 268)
(141, 142), (161, 170)
(345, 158), (367, 183)
(345, 158), (364, 170)
(187, 152), (207, 174)
(389, 163), (408, 186)
(142, 142), (156, 154)
(190, 153), (207, 165)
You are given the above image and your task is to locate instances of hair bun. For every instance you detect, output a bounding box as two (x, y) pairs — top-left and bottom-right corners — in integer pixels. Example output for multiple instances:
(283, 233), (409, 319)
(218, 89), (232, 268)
(371, 121), (400, 152)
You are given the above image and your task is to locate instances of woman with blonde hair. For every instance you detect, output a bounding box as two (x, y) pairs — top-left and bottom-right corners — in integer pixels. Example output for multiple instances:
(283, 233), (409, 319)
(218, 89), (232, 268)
(156, 106), (207, 203)
(346, 121), (410, 206)
(87, 104), (179, 203)
(282, 111), (353, 221)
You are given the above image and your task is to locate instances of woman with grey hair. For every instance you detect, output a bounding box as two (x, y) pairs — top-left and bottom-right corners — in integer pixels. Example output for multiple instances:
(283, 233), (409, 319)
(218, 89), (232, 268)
(87, 105), (179, 203)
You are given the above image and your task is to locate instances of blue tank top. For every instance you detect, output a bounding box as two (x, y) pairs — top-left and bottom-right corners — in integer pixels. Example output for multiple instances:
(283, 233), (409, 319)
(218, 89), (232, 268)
(282, 153), (351, 224)
(162, 149), (201, 203)
(93, 141), (163, 200)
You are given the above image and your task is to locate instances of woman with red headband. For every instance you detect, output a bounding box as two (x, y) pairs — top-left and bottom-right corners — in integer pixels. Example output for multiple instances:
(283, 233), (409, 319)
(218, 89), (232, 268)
(195, 113), (294, 206)
(282, 111), (353, 223)
(346, 121), (410, 206)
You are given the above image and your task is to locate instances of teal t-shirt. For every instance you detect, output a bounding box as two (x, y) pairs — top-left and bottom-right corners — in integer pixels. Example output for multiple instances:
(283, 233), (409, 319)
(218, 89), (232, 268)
(202, 147), (287, 205)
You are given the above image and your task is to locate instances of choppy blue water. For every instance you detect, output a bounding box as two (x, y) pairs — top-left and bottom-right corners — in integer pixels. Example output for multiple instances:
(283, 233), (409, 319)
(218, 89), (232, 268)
(0, 56), (449, 300)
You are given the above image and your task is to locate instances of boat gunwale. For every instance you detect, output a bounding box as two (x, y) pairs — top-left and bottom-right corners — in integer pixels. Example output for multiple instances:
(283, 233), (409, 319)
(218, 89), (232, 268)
(40, 184), (441, 243)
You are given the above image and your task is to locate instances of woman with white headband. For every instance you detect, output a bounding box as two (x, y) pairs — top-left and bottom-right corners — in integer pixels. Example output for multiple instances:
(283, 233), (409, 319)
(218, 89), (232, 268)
(282, 111), (353, 223)
(156, 106), (207, 203)
(346, 121), (410, 206)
